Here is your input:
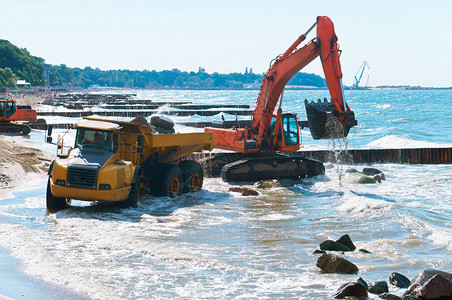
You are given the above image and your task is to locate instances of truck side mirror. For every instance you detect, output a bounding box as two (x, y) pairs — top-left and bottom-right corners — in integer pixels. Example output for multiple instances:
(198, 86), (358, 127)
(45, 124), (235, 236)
(46, 125), (53, 143)
(137, 134), (144, 153)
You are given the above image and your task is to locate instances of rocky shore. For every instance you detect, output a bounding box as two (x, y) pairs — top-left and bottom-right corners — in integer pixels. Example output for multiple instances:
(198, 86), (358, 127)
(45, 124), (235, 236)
(314, 234), (452, 299)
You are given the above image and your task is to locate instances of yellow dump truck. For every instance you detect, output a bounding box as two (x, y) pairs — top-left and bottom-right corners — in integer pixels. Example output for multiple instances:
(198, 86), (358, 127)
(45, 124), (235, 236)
(46, 117), (214, 210)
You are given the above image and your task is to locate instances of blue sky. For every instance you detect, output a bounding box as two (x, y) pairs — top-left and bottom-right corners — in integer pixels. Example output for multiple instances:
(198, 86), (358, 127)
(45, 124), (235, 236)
(2, 0), (451, 87)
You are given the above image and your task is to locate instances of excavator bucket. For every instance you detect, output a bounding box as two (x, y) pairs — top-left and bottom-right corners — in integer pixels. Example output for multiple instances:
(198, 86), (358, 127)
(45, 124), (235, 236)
(304, 98), (357, 140)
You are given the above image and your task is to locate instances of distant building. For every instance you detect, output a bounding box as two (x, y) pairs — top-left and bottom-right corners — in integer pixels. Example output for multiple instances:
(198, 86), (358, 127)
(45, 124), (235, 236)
(16, 79), (31, 88)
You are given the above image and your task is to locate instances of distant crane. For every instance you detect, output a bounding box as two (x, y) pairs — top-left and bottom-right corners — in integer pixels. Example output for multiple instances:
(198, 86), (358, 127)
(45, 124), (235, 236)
(353, 61), (370, 89)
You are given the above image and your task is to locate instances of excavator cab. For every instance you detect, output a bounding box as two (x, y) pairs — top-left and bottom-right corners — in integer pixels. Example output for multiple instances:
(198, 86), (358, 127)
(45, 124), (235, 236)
(0, 100), (16, 120)
(269, 112), (300, 151)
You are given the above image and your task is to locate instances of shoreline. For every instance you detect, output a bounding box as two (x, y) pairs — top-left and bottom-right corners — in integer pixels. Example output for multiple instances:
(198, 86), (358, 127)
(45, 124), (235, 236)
(0, 247), (89, 300)
(0, 133), (89, 299)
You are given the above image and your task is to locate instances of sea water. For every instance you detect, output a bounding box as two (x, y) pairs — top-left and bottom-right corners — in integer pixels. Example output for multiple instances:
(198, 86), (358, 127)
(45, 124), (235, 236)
(0, 89), (451, 299)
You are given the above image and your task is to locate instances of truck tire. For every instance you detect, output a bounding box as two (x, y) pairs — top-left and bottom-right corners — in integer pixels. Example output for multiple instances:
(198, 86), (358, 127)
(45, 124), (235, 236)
(46, 179), (71, 210)
(121, 169), (140, 208)
(159, 165), (183, 197)
(179, 160), (204, 193)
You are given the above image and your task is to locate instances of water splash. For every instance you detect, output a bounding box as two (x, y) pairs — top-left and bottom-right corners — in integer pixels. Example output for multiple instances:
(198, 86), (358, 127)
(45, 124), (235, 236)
(324, 115), (353, 186)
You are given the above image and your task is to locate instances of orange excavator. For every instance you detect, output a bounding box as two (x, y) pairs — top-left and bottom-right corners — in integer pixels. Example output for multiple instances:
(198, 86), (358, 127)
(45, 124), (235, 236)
(205, 16), (357, 182)
(0, 96), (37, 134)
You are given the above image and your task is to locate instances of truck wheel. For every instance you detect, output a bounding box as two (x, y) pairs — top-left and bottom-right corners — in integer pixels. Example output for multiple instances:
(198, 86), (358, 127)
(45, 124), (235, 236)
(159, 165), (183, 197)
(179, 160), (204, 193)
(121, 170), (140, 208)
(46, 179), (71, 210)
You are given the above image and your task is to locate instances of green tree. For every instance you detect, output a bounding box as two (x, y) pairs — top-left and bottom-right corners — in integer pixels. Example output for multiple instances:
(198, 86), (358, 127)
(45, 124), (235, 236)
(0, 67), (18, 87)
(0, 40), (46, 86)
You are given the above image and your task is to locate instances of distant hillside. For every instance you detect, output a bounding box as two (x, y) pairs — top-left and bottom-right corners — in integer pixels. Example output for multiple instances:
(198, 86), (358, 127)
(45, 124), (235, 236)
(0, 39), (46, 87)
(0, 39), (326, 89)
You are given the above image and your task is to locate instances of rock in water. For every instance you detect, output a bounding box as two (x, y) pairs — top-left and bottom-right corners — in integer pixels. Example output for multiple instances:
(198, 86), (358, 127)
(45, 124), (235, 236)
(316, 253), (358, 274)
(277, 178), (294, 187)
(336, 234), (356, 251)
(373, 174), (383, 183)
(333, 277), (368, 298)
(228, 187), (259, 196)
(320, 240), (352, 252)
(378, 293), (402, 300)
(368, 281), (389, 294)
(389, 272), (411, 288)
(419, 274), (452, 299)
(358, 176), (376, 184)
(362, 167), (383, 175)
(256, 180), (280, 189)
(404, 269), (452, 298)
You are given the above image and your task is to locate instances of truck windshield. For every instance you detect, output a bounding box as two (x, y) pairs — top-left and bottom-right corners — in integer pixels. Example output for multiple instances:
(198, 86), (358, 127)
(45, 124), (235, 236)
(75, 128), (115, 151)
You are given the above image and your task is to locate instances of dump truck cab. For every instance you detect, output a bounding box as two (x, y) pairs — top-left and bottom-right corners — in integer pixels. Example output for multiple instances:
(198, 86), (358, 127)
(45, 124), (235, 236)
(47, 120), (138, 209)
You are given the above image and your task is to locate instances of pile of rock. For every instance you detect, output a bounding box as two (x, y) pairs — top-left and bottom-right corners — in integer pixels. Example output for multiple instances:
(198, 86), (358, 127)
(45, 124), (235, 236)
(131, 115), (175, 134)
(315, 234), (365, 275)
(314, 235), (452, 299)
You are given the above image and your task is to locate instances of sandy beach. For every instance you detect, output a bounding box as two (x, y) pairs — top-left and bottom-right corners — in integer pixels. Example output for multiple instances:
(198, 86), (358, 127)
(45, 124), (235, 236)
(0, 135), (51, 198)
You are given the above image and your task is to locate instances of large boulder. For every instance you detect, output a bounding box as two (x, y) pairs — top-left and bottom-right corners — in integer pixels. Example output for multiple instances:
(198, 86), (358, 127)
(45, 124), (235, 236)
(419, 274), (452, 299)
(404, 269), (452, 298)
(362, 167), (383, 175)
(316, 253), (358, 274)
(389, 272), (411, 288)
(336, 234), (356, 251)
(132, 115), (148, 126)
(320, 240), (352, 252)
(333, 277), (368, 298)
(368, 281), (389, 294)
(151, 115), (174, 129)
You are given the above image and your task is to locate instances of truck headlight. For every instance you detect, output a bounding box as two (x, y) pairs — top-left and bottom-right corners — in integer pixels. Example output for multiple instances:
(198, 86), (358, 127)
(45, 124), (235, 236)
(55, 179), (66, 186)
(99, 184), (111, 190)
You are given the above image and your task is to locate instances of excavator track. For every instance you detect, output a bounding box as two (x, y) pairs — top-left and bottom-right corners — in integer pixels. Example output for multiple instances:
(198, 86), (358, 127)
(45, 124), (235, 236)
(220, 155), (325, 182)
(0, 122), (31, 135)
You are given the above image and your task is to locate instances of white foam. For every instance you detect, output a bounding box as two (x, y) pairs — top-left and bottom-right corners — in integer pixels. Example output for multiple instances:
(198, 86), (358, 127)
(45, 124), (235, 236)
(367, 135), (450, 149)
(336, 190), (394, 217)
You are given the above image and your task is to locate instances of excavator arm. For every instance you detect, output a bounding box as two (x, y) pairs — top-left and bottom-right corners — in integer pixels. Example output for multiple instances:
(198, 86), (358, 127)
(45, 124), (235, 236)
(252, 16), (356, 143)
